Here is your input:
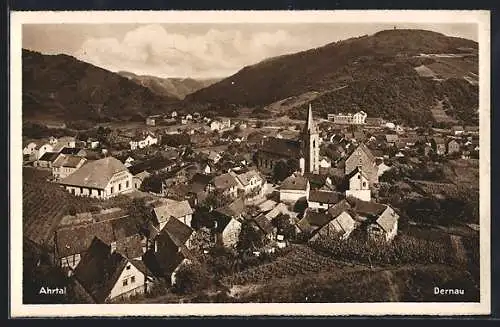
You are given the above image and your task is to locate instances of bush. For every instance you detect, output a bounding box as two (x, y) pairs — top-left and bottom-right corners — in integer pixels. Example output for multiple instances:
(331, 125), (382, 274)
(173, 261), (211, 294)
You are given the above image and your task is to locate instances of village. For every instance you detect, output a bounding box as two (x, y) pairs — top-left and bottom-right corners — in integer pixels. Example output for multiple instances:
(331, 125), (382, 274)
(22, 104), (480, 304)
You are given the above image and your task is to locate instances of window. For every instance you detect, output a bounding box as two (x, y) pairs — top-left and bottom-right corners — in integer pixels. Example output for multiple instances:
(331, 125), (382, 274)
(363, 182), (366, 187)
(126, 181), (130, 188)
(126, 265), (131, 270)
(313, 140), (316, 148)
(111, 186), (114, 194)
(123, 279), (128, 286)
(131, 276), (136, 284)
(119, 183), (122, 191)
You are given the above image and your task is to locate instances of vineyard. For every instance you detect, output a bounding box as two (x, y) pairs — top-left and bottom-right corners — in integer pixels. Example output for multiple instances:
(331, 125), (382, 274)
(221, 245), (363, 286)
(22, 167), (131, 246)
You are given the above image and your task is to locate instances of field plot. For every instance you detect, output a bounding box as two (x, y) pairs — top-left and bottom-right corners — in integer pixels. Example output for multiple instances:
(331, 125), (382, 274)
(221, 245), (364, 286)
(430, 99), (458, 124)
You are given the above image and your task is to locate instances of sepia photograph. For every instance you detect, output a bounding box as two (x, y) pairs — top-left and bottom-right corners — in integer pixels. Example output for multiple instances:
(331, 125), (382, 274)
(9, 10), (491, 317)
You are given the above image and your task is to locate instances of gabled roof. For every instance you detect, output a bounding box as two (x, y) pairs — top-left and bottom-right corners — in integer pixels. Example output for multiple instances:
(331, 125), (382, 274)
(280, 174), (308, 191)
(346, 166), (369, 181)
(331, 211), (356, 234)
(52, 154), (86, 168)
(162, 218), (193, 248)
(327, 199), (352, 218)
(59, 157), (129, 189)
(59, 147), (85, 155)
(348, 198), (387, 218)
(215, 197), (246, 218)
(258, 137), (301, 158)
(375, 206), (399, 233)
(133, 170), (151, 181)
(308, 190), (339, 204)
(212, 173), (238, 190)
(153, 199), (194, 224)
(385, 134), (399, 142)
(297, 208), (331, 234)
(235, 169), (263, 186)
(74, 237), (131, 303)
(38, 151), (60, 162)
(253, 214), (275, 235)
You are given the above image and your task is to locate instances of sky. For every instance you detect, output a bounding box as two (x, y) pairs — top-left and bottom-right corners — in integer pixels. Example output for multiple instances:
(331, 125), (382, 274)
(22, 23), (478, 79)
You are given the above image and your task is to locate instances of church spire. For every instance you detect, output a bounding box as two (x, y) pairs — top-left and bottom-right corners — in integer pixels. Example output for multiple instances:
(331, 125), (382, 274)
(304, 103), (318, 134)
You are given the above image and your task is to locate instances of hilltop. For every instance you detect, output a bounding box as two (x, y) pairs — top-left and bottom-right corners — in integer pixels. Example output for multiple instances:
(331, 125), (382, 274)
(22, 49), (179, 122)
(118, 71), (221, 100)
(186, 29), (479, 126)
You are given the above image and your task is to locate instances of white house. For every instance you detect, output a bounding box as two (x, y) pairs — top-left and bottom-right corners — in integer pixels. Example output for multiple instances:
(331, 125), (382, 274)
(58, 157), (133, 199)
(210, 121), (221, 131)
(345, 167), (371, 202)
(34, 143), (54, 160)
(133, 171), (151, 190)
(232, 169), (265, 197)
(124, 156), (135, 168)
(87, 138), (100, 149)
(352, 111), (367, 124)
(203, 164), (213, 175)
(52, 154), (87, 180)
(130, 134), (158, 150)
(23, 142), (38, 156)
(74, 237), (152, 303)
(368, 205), (399, 242)
(279, 173), (310, 204)
(319, 157), (332, 169)
(171, 111), (178, 118)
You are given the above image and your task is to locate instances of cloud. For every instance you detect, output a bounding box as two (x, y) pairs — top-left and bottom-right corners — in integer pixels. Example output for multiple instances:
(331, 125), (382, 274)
(74, 24), (331, 78)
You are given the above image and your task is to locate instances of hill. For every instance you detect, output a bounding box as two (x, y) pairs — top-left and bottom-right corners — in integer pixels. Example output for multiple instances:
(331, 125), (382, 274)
(186, 29), (479, 126)
(22, 49), (179, 122)
(118, 71), (221, 100)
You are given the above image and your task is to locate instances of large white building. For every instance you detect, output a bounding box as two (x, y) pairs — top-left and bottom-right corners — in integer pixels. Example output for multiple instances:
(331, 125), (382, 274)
(59, 157), (133, 199)
(329, 111), (368, 125)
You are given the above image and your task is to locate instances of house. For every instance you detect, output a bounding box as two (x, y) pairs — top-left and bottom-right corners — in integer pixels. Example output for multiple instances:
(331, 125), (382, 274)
(185, 114), (193, 120)
(129, 133), (158, 150)
(296, 208), (332, 236)
(74, 237), (153, 303)
(352, 111), (368, 124)
(345, 143), (378, 184)
(34, 143), (54, 160)
(213, 214), (242, 248)
(58, 156), (133, 199)
(210, 121), (221, 131)
(210, 173), (239, 199)
(431, 137), (446, 155)
(307, 190), (340, 210)
(55, 213), (145, 272)
(87, 138), (100, 149)
(57, 136), (77, 149)
(146, 115), (162, 126)
(279, 173), (310, 204)
(206, 151), (222, 164)
(23, 141), (38, 156)
(367, 205), (400, 242)
(252, 214), (277, 241)
(203, 164), (213, 175)
(345, 167), (371, 202)
(34, 151), (61, 168)
(49, 136), (58, 145)
(303, 173), (333, 191)
(171, 111), (178, 118)
(451, 125), (465, 135)
(447, 139), (461, 154)
(309, 211), (356, 242)
(151, 198), (194, 230)
(221, 118), (231, 129)
(132, 171), (151, 190)
(232, 169), (265, 198)
(52, 154), (87, 180)
(59, 147), (87, 157)
(214, 198), (246, 221)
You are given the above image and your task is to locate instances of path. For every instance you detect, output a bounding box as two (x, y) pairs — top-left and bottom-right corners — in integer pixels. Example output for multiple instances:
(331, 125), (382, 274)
(383, 271), (400, 302)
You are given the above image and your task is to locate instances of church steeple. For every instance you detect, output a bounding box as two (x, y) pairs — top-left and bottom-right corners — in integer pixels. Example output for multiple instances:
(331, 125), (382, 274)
(300, 103), (320, 174)
(303, 103), (318, 134)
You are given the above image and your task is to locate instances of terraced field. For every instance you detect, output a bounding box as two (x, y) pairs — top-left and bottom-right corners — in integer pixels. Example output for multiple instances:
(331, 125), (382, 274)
(221, 245), (364, 286)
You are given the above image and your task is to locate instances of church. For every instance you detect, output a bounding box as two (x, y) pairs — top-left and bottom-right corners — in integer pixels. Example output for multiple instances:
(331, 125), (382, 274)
(256, 104), (320, 175)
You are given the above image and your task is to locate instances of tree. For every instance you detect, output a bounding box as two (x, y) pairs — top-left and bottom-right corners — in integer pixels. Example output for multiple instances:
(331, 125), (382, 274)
(272, 160), (297, 182)
(237, 220), (264, 252)
(140, 174), (164, 194)
(271, 214), (295, 240)
(173, 261), (211, 294)
(126, 197), (152, 230)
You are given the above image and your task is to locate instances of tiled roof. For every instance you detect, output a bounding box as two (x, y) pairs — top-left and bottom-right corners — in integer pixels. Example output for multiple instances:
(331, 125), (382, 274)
(280, 174), (308, 191)
(52, 154), (86, 168)
(74, 237), (129, 303)
(153, 199), (194, 224)
(308, 190), (340, 204)
(235, 170), (263, 186)
(59, 156), (129, 189)
(297, 208), (330, 234)
(133, 170), (151, 181)
(213, 173), (238, 190)
(59, 147), (84, 155)
(38, 151), (60, 162)
(376, 206), (399, 233)
(215, 197), (246, 218)
(348, 199), (387, 218)
(162, 218), (193, 248)
(327, 199), (352, 218)
(253, 214), (275, 235)
(259, 137), (301, 158)
(331, 211), (356, 234)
